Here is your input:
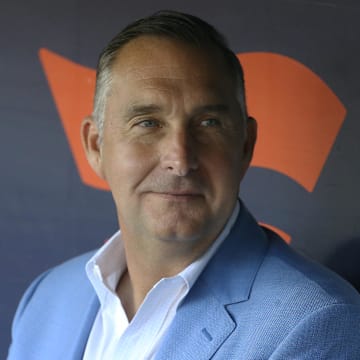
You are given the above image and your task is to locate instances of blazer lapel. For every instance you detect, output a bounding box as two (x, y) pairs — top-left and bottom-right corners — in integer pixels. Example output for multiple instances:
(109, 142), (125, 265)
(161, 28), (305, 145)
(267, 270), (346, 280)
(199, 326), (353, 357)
(154, 279), (236, 360)
(155, 203), (269, 360)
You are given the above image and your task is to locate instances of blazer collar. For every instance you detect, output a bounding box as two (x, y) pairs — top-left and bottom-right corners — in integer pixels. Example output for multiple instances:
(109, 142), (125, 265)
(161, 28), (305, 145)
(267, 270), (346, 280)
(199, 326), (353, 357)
(155, 202), (270, 360)
(68, 292), (99, 359)
(201, 201), (270, 304)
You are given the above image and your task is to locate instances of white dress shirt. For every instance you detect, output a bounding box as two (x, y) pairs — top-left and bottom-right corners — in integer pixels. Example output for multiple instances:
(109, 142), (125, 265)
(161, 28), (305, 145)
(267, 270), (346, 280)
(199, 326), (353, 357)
(83, 202), (239, 360)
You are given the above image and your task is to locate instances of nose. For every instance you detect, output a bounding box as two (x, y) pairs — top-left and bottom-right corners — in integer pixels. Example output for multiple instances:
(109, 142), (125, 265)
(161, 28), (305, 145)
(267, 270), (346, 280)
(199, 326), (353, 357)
(160, 128), (198, 176)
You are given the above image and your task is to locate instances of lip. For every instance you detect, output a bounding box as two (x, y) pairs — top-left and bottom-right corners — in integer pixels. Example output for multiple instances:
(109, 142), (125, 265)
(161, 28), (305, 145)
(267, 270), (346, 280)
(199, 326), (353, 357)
(149, 191), (203, 199)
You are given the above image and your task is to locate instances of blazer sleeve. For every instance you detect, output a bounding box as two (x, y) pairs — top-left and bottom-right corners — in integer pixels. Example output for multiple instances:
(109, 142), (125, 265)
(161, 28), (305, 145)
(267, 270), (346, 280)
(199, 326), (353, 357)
(269, 303), (360, 359)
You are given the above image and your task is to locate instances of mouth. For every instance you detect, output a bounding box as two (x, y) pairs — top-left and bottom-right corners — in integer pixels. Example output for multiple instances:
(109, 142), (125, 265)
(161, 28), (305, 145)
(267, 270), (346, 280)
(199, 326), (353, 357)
(149, 191), (203, 200)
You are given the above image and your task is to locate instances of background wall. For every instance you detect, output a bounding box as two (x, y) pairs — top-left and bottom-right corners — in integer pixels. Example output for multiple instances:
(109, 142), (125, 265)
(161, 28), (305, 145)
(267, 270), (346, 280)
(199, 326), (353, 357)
(1, 0), (359, 356)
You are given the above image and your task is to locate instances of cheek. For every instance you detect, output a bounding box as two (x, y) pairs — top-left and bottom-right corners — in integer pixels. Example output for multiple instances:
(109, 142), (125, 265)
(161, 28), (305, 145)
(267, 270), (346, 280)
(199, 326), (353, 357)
(102, 141), (157, 194)
(201, 146), (243, 192)
(203, 138), (244, 172)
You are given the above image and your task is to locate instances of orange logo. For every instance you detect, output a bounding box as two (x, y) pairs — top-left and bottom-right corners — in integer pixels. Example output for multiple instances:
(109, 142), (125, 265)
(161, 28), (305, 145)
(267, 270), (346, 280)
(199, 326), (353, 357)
(39, 48), (346, 243)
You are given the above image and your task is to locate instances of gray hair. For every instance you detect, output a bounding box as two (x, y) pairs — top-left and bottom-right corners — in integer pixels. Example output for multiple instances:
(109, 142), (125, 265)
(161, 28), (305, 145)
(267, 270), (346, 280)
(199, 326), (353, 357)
(92, 10), (248, 138)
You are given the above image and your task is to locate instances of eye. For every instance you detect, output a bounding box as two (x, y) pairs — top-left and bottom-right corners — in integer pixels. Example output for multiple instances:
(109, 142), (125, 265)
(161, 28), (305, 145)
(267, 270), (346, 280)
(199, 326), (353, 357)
(200, 118), (221, 127)
(137, 119), (160, 128)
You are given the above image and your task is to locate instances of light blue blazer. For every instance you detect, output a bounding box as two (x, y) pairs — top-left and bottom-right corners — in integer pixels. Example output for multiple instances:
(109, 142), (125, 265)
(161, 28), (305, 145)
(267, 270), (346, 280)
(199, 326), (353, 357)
(8, 204), (360, 359)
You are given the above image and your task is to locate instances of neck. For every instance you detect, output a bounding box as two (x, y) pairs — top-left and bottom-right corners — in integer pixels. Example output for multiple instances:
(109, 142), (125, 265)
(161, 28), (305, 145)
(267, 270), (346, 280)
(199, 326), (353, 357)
(116, 231), (213, 320)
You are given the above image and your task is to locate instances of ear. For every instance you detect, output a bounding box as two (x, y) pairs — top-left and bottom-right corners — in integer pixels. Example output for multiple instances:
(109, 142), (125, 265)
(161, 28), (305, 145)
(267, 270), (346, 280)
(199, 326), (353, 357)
(244, 116), (257, 161)
(80, 115), (106, 180)
(238, 116), (257, 181)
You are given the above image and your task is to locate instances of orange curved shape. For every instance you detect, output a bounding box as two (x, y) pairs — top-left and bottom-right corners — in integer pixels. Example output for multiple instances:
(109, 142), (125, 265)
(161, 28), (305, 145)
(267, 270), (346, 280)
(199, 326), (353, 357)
(39, 48), (109, 190)
(239, 52), (346, 192)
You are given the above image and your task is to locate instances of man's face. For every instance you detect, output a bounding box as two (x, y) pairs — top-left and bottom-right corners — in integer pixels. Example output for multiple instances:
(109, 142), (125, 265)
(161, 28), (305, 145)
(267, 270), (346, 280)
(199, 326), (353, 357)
(87, 36), (255, 252)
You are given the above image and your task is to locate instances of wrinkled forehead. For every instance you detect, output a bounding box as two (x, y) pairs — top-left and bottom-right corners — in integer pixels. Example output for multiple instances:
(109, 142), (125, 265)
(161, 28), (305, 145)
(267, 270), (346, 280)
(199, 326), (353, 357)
(108, 66), (238, 114)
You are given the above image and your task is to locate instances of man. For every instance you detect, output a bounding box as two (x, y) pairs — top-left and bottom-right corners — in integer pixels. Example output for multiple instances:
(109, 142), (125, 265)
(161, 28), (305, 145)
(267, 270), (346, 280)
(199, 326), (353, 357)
(8, 10), (360, 360)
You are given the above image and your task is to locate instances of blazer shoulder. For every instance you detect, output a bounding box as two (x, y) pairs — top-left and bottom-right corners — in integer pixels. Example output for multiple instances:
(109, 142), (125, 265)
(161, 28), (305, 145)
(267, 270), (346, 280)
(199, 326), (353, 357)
(33, 249), (96, 299)
(261, 230), (360, 307)
(13, 249), (96, 323)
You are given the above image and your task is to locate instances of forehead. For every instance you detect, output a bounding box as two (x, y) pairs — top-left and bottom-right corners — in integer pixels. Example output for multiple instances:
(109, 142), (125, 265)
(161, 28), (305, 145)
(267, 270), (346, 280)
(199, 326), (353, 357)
(109, 36), (235, 92)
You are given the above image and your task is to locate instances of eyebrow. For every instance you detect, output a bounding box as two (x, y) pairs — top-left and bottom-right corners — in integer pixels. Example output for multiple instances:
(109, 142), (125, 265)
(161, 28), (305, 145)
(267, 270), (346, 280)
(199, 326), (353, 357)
(124, 103), (230, 119)
(124, 104), (162, 118)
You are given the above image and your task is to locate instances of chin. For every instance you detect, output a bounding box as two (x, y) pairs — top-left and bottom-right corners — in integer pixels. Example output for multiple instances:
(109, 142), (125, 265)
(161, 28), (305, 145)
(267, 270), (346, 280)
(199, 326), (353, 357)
(148, 217), (213, 244)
